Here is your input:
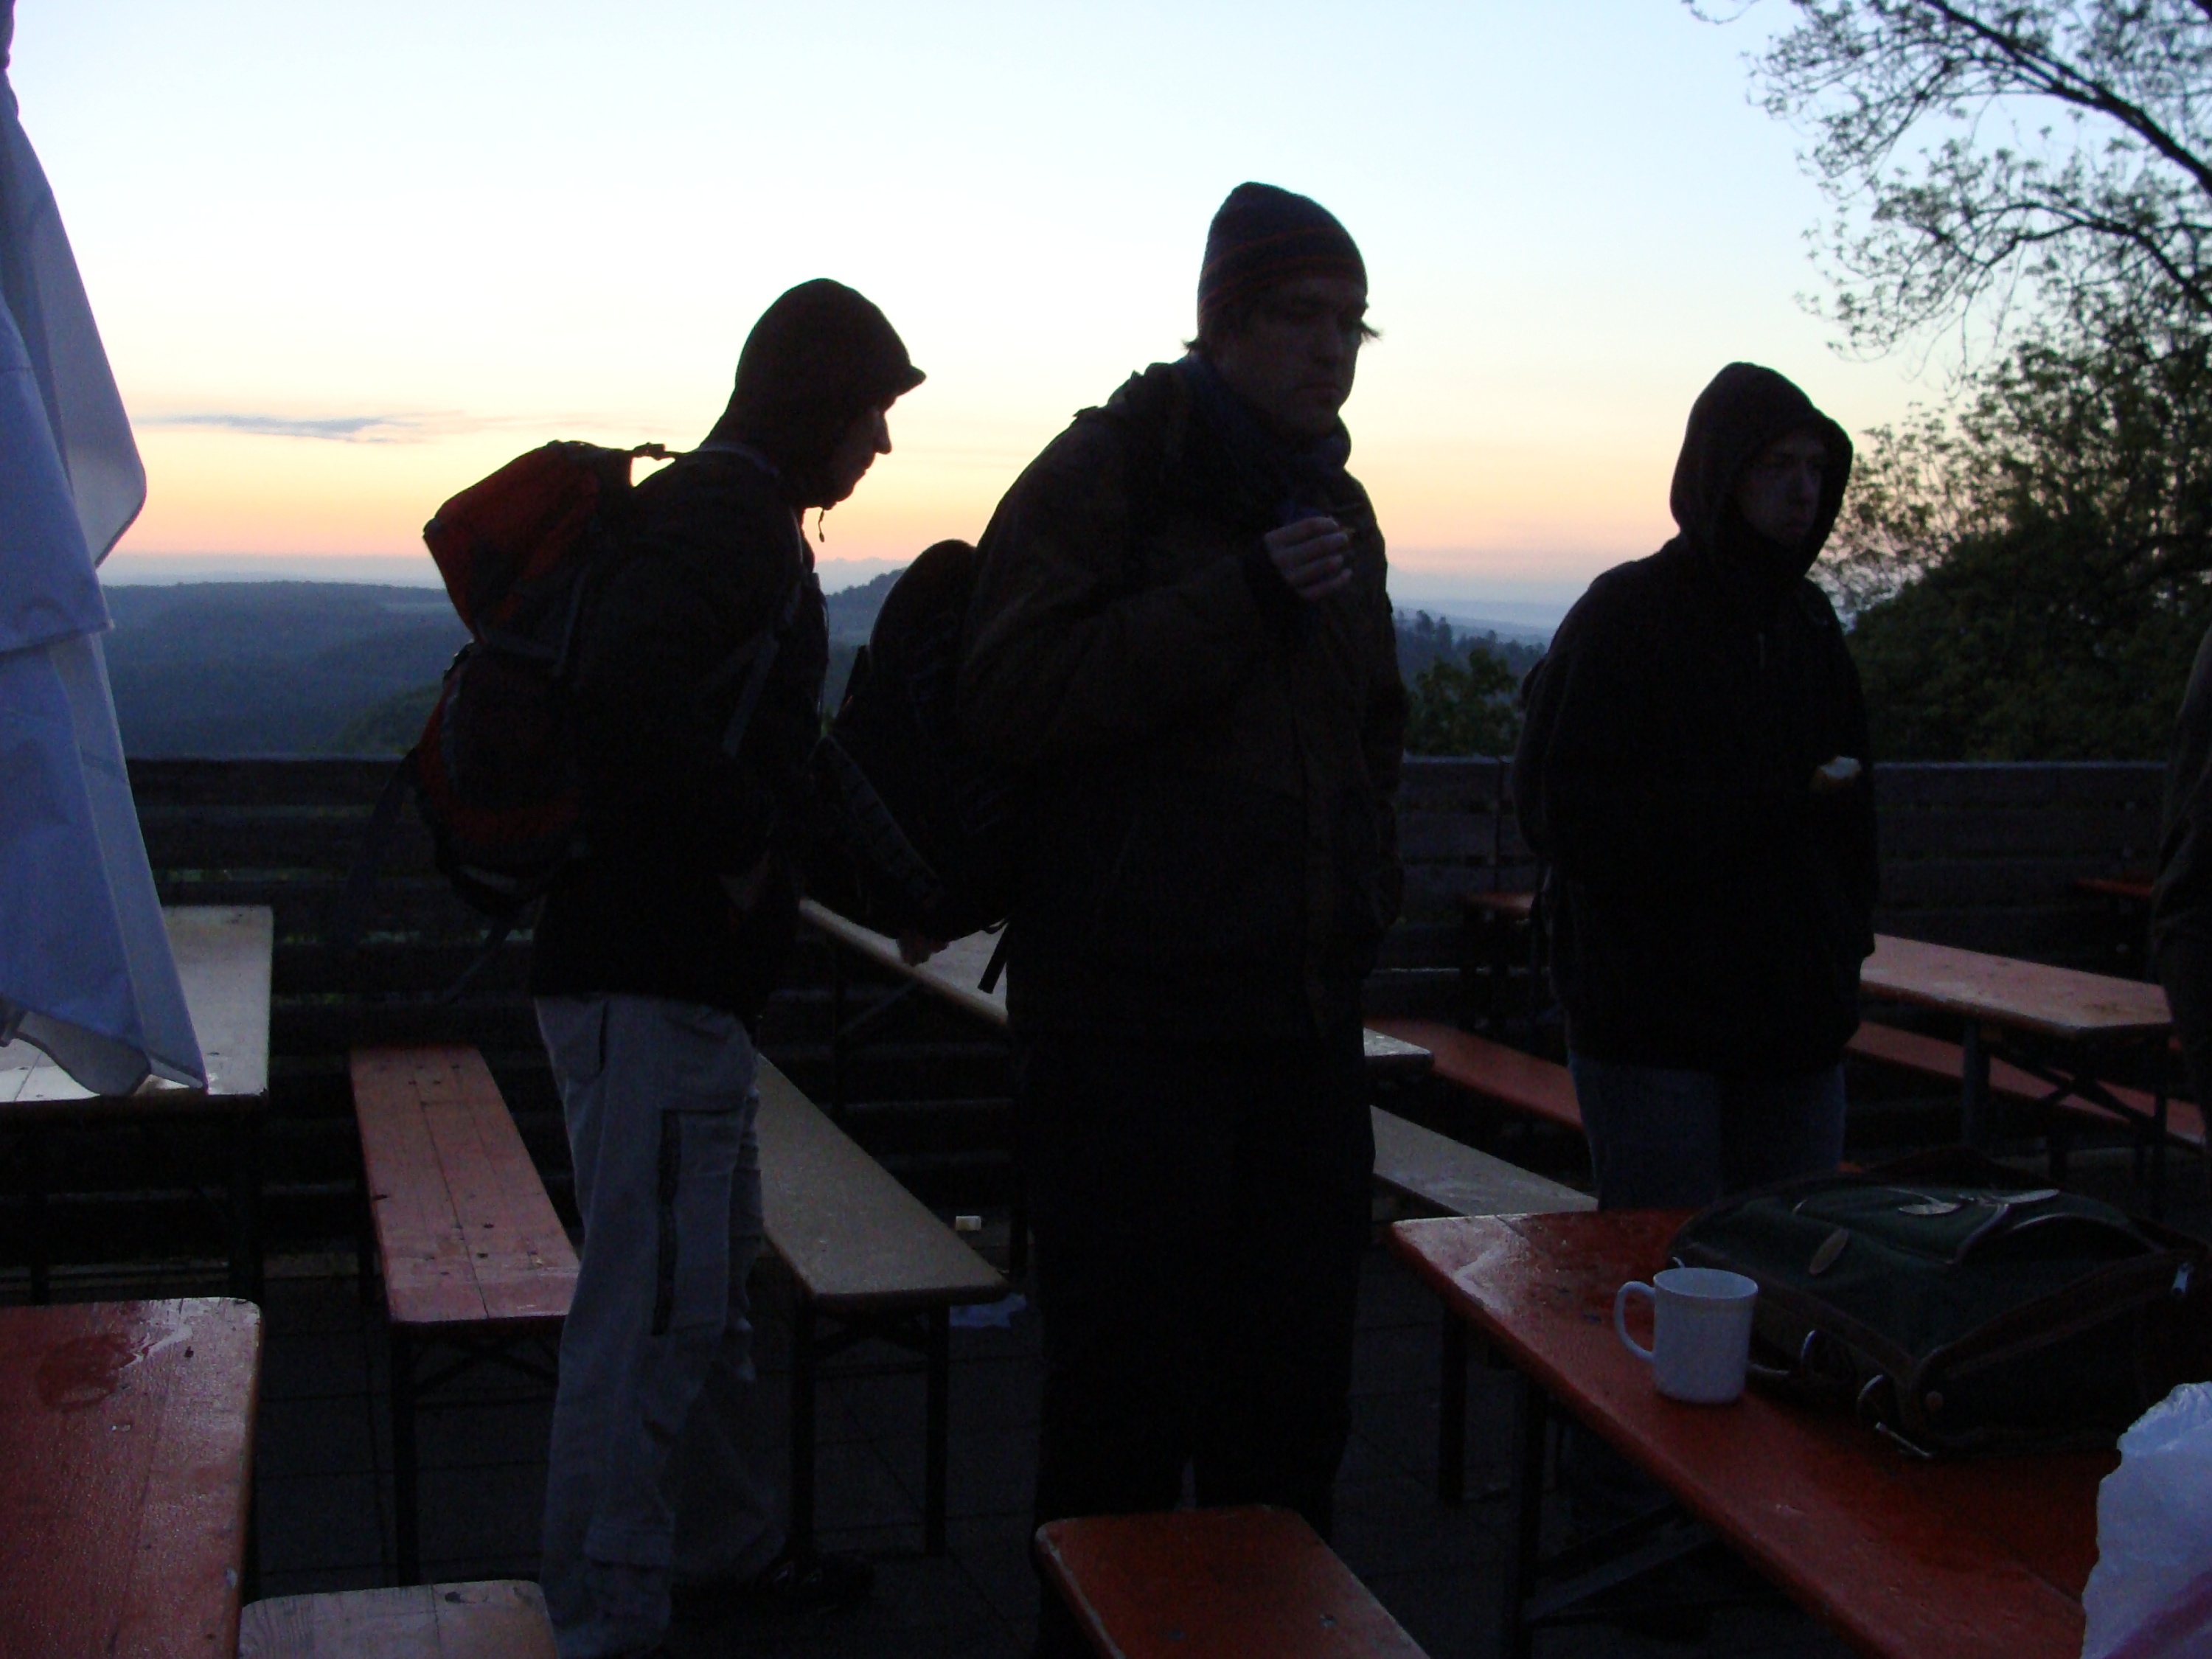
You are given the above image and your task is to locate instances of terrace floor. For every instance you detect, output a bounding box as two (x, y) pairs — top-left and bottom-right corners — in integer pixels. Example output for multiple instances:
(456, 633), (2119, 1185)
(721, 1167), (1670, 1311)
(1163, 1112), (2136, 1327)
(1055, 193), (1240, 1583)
(27, 1141), (2208, 1659)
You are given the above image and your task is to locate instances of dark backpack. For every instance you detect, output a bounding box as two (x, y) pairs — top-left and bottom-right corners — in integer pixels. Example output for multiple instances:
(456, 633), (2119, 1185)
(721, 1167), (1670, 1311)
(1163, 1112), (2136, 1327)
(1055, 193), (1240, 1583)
(801, 395), (1179, 948)
(1670, 1150), (2211, 1457)
(804, 538), (1019, 945)
(338, 439), (801, 975)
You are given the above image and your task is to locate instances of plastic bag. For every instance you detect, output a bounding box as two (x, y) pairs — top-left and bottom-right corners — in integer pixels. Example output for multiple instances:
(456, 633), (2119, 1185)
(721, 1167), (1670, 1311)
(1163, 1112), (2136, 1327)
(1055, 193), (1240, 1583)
(2081, 1381), (2212, 1658)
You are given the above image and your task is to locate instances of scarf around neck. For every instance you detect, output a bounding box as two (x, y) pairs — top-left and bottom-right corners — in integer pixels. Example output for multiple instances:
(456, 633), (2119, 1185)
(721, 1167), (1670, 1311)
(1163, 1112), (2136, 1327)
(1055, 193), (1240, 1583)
(1175, 351), (1354, 529)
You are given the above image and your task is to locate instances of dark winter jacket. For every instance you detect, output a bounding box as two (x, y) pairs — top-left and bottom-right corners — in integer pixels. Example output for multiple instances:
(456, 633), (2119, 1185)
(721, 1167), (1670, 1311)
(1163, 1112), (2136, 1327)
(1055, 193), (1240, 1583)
(959, 358), (1408, 1040)
(1514, 364), (1877, 1074)
(529, 446), (827, 1023)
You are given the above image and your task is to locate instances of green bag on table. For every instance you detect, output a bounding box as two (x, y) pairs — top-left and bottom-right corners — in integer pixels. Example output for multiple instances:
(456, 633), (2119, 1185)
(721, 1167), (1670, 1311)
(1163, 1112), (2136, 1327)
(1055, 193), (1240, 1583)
(1670, 1150), (2212, 1457)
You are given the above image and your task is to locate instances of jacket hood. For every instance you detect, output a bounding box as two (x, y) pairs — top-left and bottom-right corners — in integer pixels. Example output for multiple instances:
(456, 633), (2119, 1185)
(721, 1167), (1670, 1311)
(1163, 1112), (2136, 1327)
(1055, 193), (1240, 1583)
(715, 279), (923, 506)
(1668, 362), (1852, 582)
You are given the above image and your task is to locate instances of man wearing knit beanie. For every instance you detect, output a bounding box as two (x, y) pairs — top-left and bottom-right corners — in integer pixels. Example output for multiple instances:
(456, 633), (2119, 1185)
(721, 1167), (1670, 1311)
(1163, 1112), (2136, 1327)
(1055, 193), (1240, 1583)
(962, 185), (1405, 1654)
(530, 279), (919, 1658)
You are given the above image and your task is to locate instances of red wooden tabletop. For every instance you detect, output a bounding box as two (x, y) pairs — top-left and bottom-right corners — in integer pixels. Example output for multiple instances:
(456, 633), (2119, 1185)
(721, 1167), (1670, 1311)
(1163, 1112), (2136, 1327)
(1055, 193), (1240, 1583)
(1390, 1211), (2106, 1659)
(2074, 876), (2154, 905)
(0, 1298), (261, 1659)
(1459, 890), (1536, 923)
(1037, 1507), (1427, 1658)
(1863, 933), (2170, 1041)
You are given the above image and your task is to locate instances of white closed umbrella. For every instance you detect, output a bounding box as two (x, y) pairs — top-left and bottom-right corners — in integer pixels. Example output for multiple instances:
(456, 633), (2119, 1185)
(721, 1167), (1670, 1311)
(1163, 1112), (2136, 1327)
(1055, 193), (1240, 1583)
(0, 1), (202, 1093)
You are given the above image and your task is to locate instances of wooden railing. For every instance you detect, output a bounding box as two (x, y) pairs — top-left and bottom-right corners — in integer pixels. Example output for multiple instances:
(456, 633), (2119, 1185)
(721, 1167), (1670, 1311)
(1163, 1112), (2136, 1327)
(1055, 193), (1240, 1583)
(5, 756), (2167, 1271)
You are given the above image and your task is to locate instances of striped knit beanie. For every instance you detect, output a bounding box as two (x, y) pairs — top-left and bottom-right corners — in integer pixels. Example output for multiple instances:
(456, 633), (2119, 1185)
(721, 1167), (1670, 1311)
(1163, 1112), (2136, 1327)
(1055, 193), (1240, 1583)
(1197, 183), (1365, 337)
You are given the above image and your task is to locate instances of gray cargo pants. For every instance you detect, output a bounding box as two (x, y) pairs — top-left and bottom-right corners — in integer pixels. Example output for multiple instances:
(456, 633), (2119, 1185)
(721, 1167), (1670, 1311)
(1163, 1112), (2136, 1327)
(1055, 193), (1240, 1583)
(535, 995), (782, 1659)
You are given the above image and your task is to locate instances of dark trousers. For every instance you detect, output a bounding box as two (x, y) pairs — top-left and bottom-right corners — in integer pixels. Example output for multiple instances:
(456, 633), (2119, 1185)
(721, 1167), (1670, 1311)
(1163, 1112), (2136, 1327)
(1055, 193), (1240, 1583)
(1018, 1024), (1374, 1540)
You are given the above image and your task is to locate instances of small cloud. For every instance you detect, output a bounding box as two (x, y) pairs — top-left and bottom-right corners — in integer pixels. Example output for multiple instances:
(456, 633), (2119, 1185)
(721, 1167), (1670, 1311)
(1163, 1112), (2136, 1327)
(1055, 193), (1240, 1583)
(142, 411), (425, 442)
(136, 408), (665, 445)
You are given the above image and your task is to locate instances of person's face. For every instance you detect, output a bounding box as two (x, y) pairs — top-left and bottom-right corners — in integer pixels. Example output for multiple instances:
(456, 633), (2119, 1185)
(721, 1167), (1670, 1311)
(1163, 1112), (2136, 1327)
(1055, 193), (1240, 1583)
(1209, 274), (1368, 441)
(1733, 428), (1829, 549)
(820, 403), (892, 506)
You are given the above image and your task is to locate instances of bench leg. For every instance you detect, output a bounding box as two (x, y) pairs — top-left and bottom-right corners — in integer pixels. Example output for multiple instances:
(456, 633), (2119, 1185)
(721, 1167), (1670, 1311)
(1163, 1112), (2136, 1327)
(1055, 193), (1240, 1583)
(1500, 1372), (1547, 1659)
(789, 1297), (816, 1560)
(1439, 1313), (1468, 1505)
(243, 1470), (260, 1606)
(2152, 1068), (2170, 1219)
(229, 1110), (262, 1304)
(355, 1161), (378, 1310)
(925, 1307), (950, 1557)
(390, 1325), (421, 1585)
(1961, 1024), (1992, 1150)
(25, 1127), (49, 1306)
(829, 949), (848, 1121)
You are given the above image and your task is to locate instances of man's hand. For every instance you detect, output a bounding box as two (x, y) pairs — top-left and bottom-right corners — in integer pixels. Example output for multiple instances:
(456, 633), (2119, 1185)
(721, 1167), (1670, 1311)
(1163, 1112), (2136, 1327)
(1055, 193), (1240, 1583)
(897, 931), (946, 966)
(1265, 516), (1355, 602)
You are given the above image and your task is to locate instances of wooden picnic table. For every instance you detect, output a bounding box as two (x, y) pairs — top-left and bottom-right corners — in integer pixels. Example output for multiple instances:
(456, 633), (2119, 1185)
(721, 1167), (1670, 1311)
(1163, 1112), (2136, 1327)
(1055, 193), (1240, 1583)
(1391, 1210), (2105, 1659)
(1861, 933), (2177, 1192)
(0, 907), (274, 1300)
(798, 899), (1434, 1079)
(1863, 933), (2170, 1043)
(0, 1297), (262, 1659)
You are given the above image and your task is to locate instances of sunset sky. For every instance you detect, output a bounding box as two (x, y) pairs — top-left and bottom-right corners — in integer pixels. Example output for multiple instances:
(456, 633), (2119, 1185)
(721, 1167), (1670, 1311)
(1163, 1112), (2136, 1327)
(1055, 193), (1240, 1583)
(15, 1), (1933, 616)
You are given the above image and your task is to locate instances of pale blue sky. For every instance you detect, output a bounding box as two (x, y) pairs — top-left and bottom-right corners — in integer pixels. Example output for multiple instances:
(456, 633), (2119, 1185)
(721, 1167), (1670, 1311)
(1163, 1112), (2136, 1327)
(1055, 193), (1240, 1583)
(13, 1), (1930, 613)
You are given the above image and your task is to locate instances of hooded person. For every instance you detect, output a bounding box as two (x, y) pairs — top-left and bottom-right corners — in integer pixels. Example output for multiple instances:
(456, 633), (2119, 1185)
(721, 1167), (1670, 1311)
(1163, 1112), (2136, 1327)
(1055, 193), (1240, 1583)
(528, 279), (919, 1659)
(1514, 361), (1875, 1211)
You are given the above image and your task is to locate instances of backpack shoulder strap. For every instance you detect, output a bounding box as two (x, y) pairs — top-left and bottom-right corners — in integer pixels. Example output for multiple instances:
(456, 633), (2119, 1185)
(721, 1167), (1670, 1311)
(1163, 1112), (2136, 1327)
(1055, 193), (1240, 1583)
(719, 552), (808, 759)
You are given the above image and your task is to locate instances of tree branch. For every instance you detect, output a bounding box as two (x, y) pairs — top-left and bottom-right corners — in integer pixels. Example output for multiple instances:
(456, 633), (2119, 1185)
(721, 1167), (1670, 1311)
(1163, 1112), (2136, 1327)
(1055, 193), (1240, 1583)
(1911, 1), (2212, 204)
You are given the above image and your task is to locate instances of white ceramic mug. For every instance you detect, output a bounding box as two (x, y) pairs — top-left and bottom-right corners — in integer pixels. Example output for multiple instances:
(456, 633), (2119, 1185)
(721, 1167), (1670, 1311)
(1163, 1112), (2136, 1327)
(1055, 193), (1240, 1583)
(1613, 1267), (1760, 1405)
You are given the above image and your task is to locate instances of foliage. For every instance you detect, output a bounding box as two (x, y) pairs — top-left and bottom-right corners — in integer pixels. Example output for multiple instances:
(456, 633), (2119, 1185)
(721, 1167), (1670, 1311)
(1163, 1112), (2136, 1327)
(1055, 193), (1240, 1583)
(1712, 1), (2212, 364)
(1696, 2), (2212, 757)
(1834, 298), (2212, 754)
(1404, 641), (1523, 757)
(1394, 608), (1543, 683)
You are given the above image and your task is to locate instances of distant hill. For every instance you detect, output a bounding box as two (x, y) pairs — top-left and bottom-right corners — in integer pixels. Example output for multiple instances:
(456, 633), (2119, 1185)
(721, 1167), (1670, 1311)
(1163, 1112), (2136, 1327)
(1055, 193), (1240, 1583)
(103, 582), (465, 757)
(825, 569), (899, 643)
(98, 577), (1546, 757)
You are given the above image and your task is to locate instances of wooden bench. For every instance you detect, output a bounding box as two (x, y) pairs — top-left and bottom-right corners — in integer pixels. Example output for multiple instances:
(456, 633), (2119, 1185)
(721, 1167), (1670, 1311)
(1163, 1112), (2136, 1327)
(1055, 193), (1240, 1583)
(1847, 1020), (2208, 1164)
(1368, 1106), (1587, 1222)
(756, 1057), (1008, 1558)
(352, 1046), (579, 1585)
(1366, 1018), (1582, 1140)
(238, 1579), (554, 1658)
(1037, 1506), (1428, 1658)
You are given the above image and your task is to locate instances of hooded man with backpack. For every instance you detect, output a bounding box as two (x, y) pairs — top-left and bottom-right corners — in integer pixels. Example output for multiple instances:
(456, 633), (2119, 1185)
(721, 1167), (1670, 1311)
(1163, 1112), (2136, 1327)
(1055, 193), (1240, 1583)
(959, 184), (1406, 1644)
(1514, 362), (1877, 1209)
(528, 278), (922, 1659)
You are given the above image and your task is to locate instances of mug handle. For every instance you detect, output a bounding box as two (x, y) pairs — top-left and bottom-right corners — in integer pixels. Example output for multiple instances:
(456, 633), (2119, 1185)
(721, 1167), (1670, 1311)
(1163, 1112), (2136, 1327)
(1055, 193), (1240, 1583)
(1614, 1281), (1656, 1363)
